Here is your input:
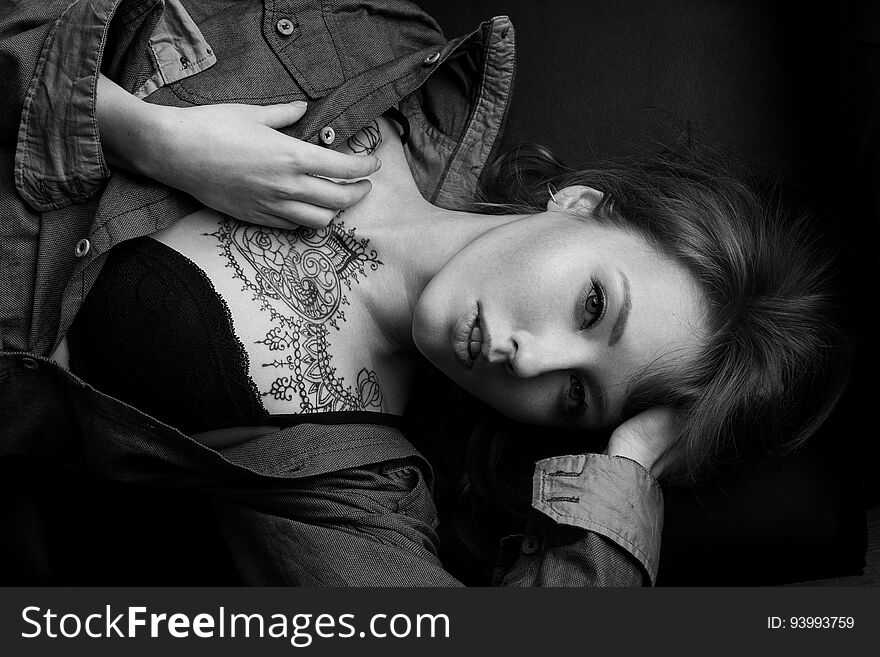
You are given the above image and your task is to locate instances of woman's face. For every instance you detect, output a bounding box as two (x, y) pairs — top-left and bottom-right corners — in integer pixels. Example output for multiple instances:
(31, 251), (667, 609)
(412, 194), (707, 431)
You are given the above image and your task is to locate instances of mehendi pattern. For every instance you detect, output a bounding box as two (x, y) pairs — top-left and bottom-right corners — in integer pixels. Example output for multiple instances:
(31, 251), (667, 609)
(209, 215), (385, 413)
(347, 120), (382, 155)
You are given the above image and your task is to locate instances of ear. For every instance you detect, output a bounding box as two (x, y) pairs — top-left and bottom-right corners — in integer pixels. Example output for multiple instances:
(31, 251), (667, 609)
(547, 185), (604, 215)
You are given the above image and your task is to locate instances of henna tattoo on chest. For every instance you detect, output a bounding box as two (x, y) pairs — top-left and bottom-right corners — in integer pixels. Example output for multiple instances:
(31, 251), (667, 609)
(208, 214), (385, 413)
(347, 120), (382, 155)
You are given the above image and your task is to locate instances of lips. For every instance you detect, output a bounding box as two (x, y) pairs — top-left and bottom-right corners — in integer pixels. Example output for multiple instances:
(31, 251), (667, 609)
(467, 319), (483, 361)
(453, 304), (483, 368)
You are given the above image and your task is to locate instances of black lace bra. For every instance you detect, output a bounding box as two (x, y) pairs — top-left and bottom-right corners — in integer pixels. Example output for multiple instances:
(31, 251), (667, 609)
(68, 236), (402, 434)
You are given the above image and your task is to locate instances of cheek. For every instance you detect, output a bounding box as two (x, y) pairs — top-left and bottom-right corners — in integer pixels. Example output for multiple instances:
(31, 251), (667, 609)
(460, 227), (559, 288)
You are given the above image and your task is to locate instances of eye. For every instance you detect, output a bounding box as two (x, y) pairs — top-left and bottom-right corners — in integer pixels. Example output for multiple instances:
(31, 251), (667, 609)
(579, 278), (607, 330)
(563, 374), (588, 419)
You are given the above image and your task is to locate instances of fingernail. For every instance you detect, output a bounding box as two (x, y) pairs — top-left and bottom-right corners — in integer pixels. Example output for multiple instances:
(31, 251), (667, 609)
(373, 157), (382, 171)
(292, 100), (307, 108)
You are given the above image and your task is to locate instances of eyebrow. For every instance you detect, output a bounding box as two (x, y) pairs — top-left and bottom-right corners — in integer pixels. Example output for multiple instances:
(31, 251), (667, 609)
(607, 272), (631, 347)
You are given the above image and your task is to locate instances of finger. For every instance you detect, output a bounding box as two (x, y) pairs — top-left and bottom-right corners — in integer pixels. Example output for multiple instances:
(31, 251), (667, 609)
(240, 215), (301, 230)
(249, 101), (308, 129)
(260, 201), (340, 229)
(297, 142), (381, 179)
(284, 176), (373, 209)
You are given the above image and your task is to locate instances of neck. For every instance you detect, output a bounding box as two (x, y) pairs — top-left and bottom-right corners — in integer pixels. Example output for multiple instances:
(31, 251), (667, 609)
(355, 195), (523, 355)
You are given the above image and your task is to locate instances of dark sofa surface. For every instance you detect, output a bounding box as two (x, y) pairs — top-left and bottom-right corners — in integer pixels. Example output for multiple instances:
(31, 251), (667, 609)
(416, 0), (879, 585)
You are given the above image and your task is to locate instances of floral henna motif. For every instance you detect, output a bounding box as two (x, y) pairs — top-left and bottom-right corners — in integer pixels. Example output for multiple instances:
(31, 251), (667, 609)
(347, 120), (382, 155)
(226, 219), (379, 327)
(210, 214), (384, 412)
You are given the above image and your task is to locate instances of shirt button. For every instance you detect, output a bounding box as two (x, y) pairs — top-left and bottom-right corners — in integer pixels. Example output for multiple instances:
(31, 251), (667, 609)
(20, 357), (39, 371)
(319, 126), (336, 146)
(276, 18), (295, 36)
(74, 238), (91, 258)
(521, 536), (540, 555)
(422, 51), (441, 66)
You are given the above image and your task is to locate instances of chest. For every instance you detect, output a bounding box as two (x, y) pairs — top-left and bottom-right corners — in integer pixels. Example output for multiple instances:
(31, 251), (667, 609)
(150, 208), (402, 416)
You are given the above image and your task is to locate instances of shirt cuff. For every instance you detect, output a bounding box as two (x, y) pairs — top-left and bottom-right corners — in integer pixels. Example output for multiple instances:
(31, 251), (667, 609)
(531, 453), (664, 584)
(14, 0), (215, 212)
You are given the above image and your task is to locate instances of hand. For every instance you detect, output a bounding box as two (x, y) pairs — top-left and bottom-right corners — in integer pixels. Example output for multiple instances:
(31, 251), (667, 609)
(151, 102), (381, 228)
(604, 407), (680, 479)
(97, 75), (380, 229)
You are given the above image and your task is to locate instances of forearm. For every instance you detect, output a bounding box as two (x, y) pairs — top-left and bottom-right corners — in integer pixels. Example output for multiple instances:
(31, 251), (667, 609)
(96, 74), (172, 179)
(94, 77), (381, 228)
(26, 1), (375, 227)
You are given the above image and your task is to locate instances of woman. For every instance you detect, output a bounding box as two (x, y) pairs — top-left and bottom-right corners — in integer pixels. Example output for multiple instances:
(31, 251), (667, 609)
(3, 0), (849, 585)
(70, 94), (848, 581)
(75, 109), (707, 440)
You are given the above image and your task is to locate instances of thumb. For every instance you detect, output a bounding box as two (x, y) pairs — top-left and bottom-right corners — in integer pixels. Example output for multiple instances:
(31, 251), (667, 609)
(251, 100), (308, 129)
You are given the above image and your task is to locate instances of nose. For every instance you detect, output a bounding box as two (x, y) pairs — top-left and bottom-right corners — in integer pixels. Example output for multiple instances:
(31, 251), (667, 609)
(488, 330), (583, 379)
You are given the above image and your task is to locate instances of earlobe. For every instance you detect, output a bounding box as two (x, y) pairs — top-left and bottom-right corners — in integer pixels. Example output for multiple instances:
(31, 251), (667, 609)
(546, 185), (604, 215)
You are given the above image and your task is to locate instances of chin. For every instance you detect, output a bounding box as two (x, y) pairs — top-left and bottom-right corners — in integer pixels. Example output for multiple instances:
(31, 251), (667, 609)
(411, 323), (450, 380)
(411, 297), (460, 368)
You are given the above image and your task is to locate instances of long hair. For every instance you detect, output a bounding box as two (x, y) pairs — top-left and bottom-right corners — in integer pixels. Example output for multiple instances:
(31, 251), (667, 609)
(409, 142), (853, 581)
(474, 142), (852, 479)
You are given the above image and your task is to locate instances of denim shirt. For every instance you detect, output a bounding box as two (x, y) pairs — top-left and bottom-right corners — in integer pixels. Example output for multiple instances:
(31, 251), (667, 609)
(0, 0), (663, 585)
